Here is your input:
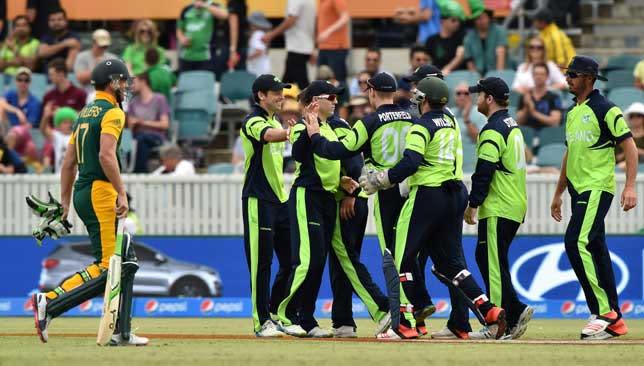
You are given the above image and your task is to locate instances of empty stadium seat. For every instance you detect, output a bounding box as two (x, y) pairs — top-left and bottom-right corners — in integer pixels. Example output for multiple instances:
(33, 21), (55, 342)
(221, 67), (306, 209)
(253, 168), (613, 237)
(485, 70), (516, 86)
(605, 54), (641, 72)
(607, 87), (644, 111)
(220, 70), (256, 102)
(176, 71), (216, 92)
(173, 89), (217, 142)
(509, 90), (522, 108)
(538, 126), (566, 146)
(605, 70), (635, 91)
(207, 163), (234, 174)
(445, 71), (481, 92)
(119, 128), (137, 173)
(462, 140), (477, 173)
(537, 143), (567, 167)
(519, 125), (537, 149)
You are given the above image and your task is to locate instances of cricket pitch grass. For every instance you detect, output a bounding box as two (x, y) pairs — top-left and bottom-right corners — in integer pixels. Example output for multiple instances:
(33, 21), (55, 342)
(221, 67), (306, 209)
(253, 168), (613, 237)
(1, 318), (644, 365)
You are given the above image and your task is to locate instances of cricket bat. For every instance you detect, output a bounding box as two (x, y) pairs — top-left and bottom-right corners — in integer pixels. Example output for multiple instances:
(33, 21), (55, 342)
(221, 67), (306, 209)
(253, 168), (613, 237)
(96, 220), (125, 346)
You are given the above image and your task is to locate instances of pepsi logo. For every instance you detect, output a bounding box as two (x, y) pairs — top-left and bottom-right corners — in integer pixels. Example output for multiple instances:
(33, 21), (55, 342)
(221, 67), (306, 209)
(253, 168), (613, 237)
(620, 301), (634, 315)
(321, 300), (333, 314)
(200, 299), (214, 313)
(79, 300), (93, 312)
(24, 298), (34, 312)
(561, 301), (575, 315)
(144, 299), (159, 313)
(435, 300), (450, 314)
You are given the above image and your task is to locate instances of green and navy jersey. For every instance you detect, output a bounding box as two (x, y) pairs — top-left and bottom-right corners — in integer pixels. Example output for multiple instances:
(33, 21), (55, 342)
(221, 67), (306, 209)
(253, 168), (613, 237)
(291, 119), (341, 193)
(388, 109), (463, 187)
(70, 91), (124, 191)
(327, 115), (368, 199)
(310, 104), (416, 169)
(240, 104), (288, 203)
(470, 109), (527, 223)
(565, 89), (632, 194)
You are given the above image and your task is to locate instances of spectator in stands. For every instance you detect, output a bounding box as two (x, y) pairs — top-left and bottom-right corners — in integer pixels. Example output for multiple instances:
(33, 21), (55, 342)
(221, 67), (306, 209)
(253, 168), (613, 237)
(347, 95), (371, 125)
(0, 15), (39, 81)
(3, 116), (39, 168)
(532, 8), (576, 68)
(512, 36), (567, 93)
(616, 102), (644, 170)
(40, 105), (74, 173)
(26, 0), (61, 39)
(73, 29), (118, 93)
(516, 63), (563, 130)
(349, 48), (382, 96)
(262, 0), (316, 89)
(634, 59), (644, 90)
(177, 0), (228, 73)
(123, 19), (166, 76)
(452, 81), (486, 143)
(424, 1), (465, 76)
(408, 44), (430, 74)
(317, 0), (350, 85)
(218, 0), (247, 76)
(463, 2), (507, 75)
(0, 96), (31, 133)
(395, 77), (418, 118)
(394, 0), (441, 44)
(246, 11), (272, 76)
(2, 67), (41, 127)
(37, 7), (80, 73)
(0, 135), (27, 174)
(128, 72), (170, 173)
(144, 48), (175, 102)
(153, 144), (196, 176)
(41, 58), (86, 126)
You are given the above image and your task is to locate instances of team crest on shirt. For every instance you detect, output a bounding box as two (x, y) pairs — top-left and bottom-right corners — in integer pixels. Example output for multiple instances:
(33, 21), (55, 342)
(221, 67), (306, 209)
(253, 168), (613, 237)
(582, 114), (591, 124)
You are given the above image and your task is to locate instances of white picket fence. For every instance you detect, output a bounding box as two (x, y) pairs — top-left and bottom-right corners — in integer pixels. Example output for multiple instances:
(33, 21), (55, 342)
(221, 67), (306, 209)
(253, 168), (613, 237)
(0, 174), (642, 235)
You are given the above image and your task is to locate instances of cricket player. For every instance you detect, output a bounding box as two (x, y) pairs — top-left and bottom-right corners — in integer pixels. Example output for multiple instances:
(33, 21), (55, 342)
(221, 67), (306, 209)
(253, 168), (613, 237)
(241, 74), (294, 337)
(463, 77), (533, 340)
(326, 113), (391, 338)
(305, 72), (435, 334)
(550, 56), (638, 340)
(277, 81), (358, 338)
(31, 59), (147, 346)
(360, 77), (507, 340)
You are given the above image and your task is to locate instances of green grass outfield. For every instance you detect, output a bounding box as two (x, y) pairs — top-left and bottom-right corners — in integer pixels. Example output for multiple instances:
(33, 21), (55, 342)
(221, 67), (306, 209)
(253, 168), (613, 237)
(1, 318), (644, 366)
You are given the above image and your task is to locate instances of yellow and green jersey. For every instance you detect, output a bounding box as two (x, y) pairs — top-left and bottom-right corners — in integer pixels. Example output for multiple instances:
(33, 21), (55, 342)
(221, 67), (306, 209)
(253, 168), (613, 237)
(565, 89), (632, 194)
(240, 104), (288, 203)
(70, 91), (124, 191)
(388, 109), (463, 187)
(291, 119), (341, 193)
(470, 109), (527, 223)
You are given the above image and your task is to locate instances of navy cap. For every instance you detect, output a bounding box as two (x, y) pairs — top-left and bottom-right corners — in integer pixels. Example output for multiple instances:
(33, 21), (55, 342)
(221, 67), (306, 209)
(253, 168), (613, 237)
(303, 80), (345, 100)
(366, 72), (397, 92)
(532, 8), (553, 23)
(468, 77), (510, 101)
(403, 64), (443, 82)
(397, 77), (412, 92)
(564, 55), (608, 81)
(252, 74), (292, 94)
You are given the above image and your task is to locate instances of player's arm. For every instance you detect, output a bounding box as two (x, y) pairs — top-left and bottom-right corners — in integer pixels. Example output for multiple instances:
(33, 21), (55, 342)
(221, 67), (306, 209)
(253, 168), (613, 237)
(387, 124), (428, 184)
(606, 107), (637, 211)
(310, 120), (369, 159)
(99, 109), (128, 218)
(290, 123), (310, 162)
(468, 129), (503, 208)
(60, 133), (78, 218)
(246, 116), (289, 143)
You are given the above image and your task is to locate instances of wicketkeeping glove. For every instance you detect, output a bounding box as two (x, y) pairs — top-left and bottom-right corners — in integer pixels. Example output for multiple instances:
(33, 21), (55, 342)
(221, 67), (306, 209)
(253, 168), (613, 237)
(358, 166), (393, 195)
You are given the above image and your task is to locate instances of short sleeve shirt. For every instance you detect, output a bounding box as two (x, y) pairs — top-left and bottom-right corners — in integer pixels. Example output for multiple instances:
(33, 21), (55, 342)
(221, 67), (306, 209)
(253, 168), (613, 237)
(285, 0), (316, 54)
(178, 4), (214, 61)
(418, 0), (442, 43)
(4, 90), (42, 127)
(127, 93), (170, 137)
(0, 38), (40, 75)
(122, 44), (167, 75)
(517, 91), (562, 129)
(39, 31), (80, 72)
(463, 24), (508, 75)
(424, 30), (465, 70)
(317, 0), (350, 50)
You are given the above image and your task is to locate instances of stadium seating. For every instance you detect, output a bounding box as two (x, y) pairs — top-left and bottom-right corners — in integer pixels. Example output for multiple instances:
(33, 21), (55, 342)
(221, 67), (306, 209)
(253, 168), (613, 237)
(119, 128), (137, 173)
(177, 71), (216, 92)
(604, 70), (635, 91)
(519, 125), (537, 149)
(29, 129), (46, 152)
(207, 163), (234, 174)
(220, 71), (256, 102)
(445, 71), (481, 92)
(173, 89), (217, 142)
(462, 140), (477, 173)
(538, 126), (566, 146)
(605, 54), (641, 72)
(607, 87), (644, 111)
(509, 90), (522, 108)
(485, 70), (516, 87)
(218, 71), (257, 148)
(536, 143), (567, 167)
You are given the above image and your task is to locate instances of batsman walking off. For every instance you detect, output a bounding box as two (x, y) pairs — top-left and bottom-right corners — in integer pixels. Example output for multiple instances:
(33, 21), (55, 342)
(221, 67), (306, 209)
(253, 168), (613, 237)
(31, 59), (147, 346)
(551, 56), (638, 340)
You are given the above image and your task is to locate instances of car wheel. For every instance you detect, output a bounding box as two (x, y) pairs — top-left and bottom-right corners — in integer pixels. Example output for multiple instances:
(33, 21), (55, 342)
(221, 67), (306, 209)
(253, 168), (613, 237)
(170, 277), (210, 297)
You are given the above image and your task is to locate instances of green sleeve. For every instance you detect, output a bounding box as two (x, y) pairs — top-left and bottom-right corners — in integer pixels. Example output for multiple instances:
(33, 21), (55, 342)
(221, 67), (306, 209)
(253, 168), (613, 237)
(245, 116), (273, 142)
(477, 129), (504, 163)
(405, 124), (429, 155)
(340, 120), (369, 151)
(605, 106), (631, 140)
(122, 45), (133, 63)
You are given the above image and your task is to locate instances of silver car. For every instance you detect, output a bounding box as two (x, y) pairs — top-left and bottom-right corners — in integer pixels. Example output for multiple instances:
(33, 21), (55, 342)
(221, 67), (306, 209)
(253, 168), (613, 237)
(39, 241), (223, 297)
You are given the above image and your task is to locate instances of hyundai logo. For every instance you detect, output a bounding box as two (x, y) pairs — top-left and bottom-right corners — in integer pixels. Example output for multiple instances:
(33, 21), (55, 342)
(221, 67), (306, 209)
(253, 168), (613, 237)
(510, 243), (629, 301)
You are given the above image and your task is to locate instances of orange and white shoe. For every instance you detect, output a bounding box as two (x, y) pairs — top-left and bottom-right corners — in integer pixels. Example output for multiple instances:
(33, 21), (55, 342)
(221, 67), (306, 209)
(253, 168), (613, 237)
(484, 306), (507, 339)
(416, 321), (428, 337)
(606, 318), (628, 337)
(431, 326), (470, 340)
(376, 324), (419, 340)
(581, 311), (626, 340)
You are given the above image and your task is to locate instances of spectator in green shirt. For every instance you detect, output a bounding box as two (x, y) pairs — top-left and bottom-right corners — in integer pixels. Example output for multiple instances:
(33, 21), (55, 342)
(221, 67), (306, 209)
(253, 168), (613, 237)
(122, 19), (166, 75)
(144, 48), (175, 101)
(176, 0), (228, 73)
(463, 2), (507, 75)
(0, 15), (39, 79)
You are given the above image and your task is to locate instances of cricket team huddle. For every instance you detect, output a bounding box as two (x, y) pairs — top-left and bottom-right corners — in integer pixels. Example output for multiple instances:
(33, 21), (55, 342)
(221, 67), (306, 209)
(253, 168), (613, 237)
(28, 53), (638, 346)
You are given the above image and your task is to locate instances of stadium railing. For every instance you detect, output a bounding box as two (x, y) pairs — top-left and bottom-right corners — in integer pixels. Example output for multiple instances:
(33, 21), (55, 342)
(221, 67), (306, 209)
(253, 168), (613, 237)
(1, 174), (642, 236)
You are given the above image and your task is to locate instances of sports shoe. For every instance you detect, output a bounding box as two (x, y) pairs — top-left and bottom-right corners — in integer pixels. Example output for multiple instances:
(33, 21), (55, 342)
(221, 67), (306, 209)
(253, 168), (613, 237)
(581, 312), (621, 340)
(431, 326), (470, 340)
(281, 324), (308, 337)
(374, 312), (391, 336)
(484, 306), (507, 339)
(256, 320), (285, 337)
(468, 327), (494, 340)
(414, 304), (436, 323)
(332, 326), (357, 338)
(109, 333), (149, 346)
(606, 318), (628, 337)
(376, 324), (418, 340)
(32, 293), (50, 343)
(508, 305), (534, 340)
(307, 326), (333, 338)
(416, 321), (428, 337)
